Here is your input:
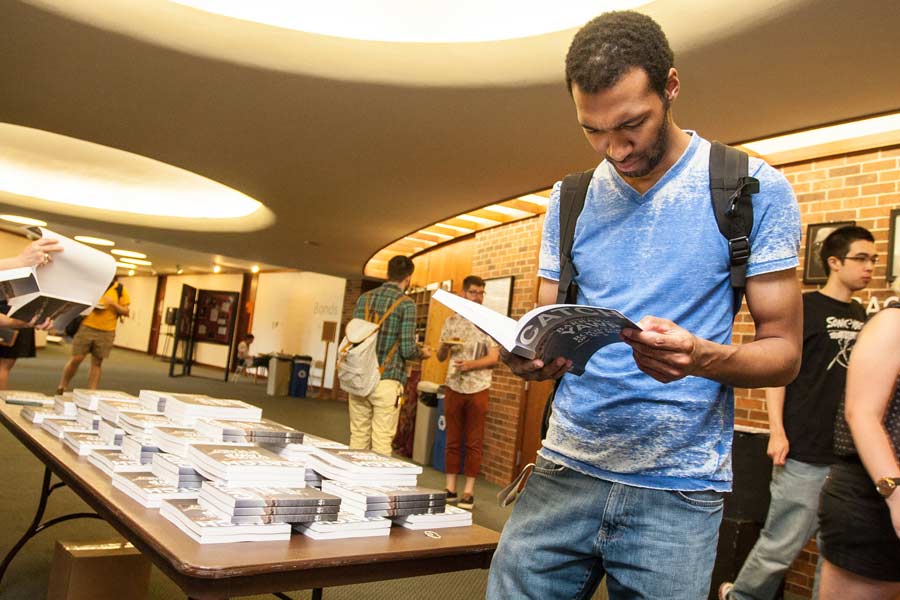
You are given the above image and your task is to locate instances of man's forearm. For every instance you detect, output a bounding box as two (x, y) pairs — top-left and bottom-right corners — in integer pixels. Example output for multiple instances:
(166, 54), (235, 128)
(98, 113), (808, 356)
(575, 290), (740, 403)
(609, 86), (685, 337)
(692, 335), (800, 388)
(764, 387), (787, 435)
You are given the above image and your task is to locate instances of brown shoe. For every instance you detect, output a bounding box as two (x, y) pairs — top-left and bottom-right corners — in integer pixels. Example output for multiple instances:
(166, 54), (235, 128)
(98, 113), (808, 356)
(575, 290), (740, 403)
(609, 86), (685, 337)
(445, 490), (459, 504)
(458, 494), (474, 510)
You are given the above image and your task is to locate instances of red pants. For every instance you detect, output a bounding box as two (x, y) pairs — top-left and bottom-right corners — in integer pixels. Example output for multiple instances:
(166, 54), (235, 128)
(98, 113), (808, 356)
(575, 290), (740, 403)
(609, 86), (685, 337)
(444, 387), (489, 477)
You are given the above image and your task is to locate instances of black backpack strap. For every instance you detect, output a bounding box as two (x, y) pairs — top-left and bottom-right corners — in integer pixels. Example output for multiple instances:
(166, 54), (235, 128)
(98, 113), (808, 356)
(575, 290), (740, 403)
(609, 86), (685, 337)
(541, 168), (592, 439)
(557, 169), (593, 304)
(709, 142), (758, 315)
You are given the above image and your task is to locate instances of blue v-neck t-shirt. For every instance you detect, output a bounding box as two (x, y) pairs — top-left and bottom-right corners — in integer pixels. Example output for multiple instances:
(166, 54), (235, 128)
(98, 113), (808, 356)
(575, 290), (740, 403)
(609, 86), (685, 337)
(537, 132), (800, 491)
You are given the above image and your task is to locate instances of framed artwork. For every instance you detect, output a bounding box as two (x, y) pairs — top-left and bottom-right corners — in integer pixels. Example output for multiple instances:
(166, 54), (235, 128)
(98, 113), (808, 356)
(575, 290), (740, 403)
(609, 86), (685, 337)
(888, 208), (900, 283)
(440, 279), (453, 292)
(803, 221), (855, 284)
(483, 276), (514, 316)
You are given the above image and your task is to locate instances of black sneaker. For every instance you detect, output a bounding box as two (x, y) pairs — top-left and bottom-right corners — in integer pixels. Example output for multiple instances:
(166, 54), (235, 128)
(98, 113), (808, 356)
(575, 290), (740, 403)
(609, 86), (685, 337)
(445, 490), (459, 504)
(458, 494), (475, 510)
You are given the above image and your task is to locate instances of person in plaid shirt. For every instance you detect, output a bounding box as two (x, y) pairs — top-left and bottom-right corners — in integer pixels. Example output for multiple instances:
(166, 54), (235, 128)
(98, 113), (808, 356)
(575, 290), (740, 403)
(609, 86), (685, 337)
(348, 255), (432, 455)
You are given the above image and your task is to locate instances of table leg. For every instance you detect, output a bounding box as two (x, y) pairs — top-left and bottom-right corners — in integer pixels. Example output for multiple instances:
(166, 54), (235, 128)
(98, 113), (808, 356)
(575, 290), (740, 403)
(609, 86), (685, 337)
(271, 590), (322, 600)
(0, 465), (102, 585)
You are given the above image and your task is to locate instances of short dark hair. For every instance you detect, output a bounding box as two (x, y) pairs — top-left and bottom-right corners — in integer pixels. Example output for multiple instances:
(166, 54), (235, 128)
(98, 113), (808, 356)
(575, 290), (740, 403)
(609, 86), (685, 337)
(245, 334), (255, 341)
(819, 226), (875, 275)
(565, 11), (674, 98)
(387, 255), (415, 282)
(462, 275), (485, 290)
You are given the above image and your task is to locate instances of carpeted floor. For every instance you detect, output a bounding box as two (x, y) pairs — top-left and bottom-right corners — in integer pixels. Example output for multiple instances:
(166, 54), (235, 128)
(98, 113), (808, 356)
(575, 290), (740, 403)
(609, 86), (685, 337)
(0, 343), (605, 600)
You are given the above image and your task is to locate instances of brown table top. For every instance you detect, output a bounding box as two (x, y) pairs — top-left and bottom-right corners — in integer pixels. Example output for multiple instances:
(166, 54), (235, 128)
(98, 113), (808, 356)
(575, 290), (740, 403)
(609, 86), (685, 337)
(0, 404), (499, 599)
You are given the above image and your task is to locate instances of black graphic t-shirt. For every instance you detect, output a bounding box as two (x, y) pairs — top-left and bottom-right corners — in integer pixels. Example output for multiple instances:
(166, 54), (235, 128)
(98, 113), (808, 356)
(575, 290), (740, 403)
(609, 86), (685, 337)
(783, 291), (867, 464)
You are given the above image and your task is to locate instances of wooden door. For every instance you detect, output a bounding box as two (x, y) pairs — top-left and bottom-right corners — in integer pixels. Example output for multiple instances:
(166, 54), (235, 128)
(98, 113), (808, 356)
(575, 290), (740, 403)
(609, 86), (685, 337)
(517, 378), (555, 468)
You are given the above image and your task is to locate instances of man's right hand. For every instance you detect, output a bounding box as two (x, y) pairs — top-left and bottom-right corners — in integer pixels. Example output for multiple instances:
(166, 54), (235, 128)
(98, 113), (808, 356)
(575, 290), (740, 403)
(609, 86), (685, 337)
(767, 431), (789, 466)
(500, 348), (571, 381)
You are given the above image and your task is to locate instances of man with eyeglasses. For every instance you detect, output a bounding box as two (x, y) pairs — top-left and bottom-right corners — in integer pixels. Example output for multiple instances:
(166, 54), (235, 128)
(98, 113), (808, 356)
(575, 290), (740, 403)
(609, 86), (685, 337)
(721, 225), (876, 600)
(436, 275), (499, 510)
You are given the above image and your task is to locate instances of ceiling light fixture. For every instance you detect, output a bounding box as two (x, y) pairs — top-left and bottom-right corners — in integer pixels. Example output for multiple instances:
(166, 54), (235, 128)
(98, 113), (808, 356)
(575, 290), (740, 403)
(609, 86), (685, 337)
(517, 194), (549, 207)
(739, 111), (900, 165)
(75, 235), (115, 247)
(251, 265), (260, 273)
(213, 265), (222, 273)
(110, 249), (148, 259)
(128, 269), (135, 276)
(118, 257), (152, 266)
(0, 214), (47, 227)
(172, 0), (648, 43)
(175, 264), (184, 274)
(114, 261), (133, 269)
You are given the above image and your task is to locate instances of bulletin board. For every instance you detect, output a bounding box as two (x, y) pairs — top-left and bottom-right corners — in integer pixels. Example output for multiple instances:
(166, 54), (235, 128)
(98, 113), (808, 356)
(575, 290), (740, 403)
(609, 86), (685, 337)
(192, 290), (239, 345)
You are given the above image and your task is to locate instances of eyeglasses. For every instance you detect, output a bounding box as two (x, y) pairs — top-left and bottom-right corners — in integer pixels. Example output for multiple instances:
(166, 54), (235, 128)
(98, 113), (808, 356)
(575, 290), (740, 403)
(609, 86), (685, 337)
(842, 254), (878, 265)
(465, 289), (486, 297)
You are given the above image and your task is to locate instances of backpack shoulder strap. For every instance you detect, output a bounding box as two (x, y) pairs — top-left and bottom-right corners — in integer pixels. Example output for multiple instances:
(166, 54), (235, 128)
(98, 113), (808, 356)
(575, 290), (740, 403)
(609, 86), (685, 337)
(557, 169), (593, 305)
(709, 142), (758, 315)
(376, 295), (407, 326)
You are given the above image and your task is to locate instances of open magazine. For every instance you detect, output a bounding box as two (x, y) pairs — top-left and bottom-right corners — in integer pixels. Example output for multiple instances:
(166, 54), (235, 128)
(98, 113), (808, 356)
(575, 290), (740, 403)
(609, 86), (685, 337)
(432, 289), (640, 376)
(0, 228), (116, 328)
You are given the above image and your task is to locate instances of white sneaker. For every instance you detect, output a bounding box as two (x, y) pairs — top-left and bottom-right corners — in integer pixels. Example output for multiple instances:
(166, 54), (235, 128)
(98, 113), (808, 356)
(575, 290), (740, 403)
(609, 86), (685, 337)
(718, 582), (734, 600)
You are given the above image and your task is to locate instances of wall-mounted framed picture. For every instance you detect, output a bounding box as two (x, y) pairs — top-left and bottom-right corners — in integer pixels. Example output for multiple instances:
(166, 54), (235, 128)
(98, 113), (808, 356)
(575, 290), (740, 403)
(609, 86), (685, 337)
(888, 208), (900, 283)
(803, 221), (855, 284)
(483, 276), (514, 316)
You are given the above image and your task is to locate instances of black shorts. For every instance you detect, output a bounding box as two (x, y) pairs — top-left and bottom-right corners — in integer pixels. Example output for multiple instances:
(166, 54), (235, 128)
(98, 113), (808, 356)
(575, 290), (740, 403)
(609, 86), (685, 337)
(818, 460), (900, 581)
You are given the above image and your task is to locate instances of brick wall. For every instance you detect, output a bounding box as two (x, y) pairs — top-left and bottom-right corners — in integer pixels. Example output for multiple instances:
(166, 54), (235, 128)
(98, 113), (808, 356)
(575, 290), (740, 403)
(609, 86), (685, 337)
(732, 144), (899, 599)
(471, 217), (545, 484)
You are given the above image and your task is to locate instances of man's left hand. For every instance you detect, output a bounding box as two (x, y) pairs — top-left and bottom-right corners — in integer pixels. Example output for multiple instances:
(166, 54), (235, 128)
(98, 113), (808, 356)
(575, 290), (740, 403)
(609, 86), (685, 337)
(621, 316), (700, 383)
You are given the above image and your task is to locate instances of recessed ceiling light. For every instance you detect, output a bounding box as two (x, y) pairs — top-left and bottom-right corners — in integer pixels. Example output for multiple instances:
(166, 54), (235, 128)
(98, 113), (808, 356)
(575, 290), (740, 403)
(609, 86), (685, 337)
(127, 269), (135, 276)
(114, 261), (133, 269)
(0, 214), (47, 227)
(251, 265), (260, 273)
(213, 265), (222, 273)
(739, 111), (900, 164)
(119, 257), (152, 266)
(75, 235), (115, 246)
(110, 249), (148, 259)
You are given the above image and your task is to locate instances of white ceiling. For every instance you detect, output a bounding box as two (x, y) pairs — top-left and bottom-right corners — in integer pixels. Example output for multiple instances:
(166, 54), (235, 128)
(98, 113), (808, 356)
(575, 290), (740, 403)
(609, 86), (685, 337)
(1, 0), (899, 277)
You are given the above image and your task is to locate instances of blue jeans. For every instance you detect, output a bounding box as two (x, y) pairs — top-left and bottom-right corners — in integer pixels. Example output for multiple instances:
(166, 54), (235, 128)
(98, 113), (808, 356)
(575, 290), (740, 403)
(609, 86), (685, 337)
(487, 456), (724, 600)
(729, 459), (828, 600)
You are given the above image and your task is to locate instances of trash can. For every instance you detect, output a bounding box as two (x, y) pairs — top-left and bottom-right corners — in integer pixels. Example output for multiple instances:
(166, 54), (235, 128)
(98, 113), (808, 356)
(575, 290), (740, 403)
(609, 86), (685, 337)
(412, 381), (440, 465)
(289, 355), (313, 398)
(431, 393), (464, 473)
(266, 354), (292, 396)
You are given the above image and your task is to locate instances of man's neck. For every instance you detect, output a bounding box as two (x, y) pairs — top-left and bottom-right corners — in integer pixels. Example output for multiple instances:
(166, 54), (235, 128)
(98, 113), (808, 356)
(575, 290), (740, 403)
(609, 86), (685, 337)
(819, 278), (854, 303)
(622, 125), (691, 195)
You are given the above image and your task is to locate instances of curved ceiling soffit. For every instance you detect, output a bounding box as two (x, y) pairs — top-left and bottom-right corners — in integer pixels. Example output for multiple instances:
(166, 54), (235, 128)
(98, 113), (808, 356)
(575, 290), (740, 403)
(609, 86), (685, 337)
(25, 0), (806, 89)
(0, 123), (275, 233)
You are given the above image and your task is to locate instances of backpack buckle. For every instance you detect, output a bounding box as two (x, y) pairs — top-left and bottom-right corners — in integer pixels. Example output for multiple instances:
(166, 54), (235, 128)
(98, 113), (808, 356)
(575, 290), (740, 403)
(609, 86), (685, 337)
(729, 236), (750, 265)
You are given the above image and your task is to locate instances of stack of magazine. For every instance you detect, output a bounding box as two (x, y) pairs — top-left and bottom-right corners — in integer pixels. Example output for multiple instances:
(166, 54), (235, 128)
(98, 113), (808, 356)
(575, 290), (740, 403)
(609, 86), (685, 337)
(74, 408), (101, 431)
(63, 430), (119, 456)
(188, 444), (308, 487)
(42, 420), (94, 439)
(1, 390), (54, 407)
(294, 513), (392, 540)
(119, 412), (186, 437)
(163, 394), (262, 425)
(97, 420), (125, 446)
(152, 426), (219, 457)
(392, 505), (473, 530)
(97, 399), (152, 424)
(111, 471), (199, 508)
(88, 448), (150, 476)
(307, 449), (422, 487)
(121, 434), (160, 464)
(151, 453), (208, 489)
(160, 498), (292, 544)
(321, 481), (447, 517)
(138, 389), (171, 413)
(73, 389), (139, 411)
(54, 393), (77, 416)
(21, 407), (75, 425)
(196, 418), (304, 444)
(198, 482), (342, 524)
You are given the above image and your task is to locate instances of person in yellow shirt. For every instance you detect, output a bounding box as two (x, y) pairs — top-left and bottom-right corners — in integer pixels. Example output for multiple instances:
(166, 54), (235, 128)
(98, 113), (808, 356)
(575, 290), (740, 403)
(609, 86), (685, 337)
(56, 276), (130, 393)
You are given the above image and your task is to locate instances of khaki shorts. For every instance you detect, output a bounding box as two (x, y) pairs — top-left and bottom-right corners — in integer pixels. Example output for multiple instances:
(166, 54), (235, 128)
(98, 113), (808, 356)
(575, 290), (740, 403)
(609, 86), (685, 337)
(72, 325), (116, 360)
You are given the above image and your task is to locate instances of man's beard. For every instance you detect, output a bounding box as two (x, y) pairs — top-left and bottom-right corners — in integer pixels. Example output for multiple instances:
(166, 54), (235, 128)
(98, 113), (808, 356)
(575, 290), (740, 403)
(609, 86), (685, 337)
(611, 105), (671, 179)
